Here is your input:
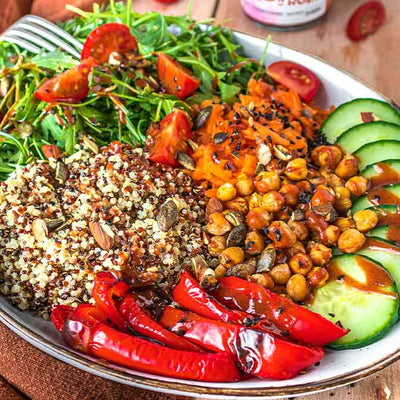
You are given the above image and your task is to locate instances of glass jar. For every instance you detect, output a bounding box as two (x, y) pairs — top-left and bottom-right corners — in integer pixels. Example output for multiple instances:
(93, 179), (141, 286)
(241, 0), (332, 31)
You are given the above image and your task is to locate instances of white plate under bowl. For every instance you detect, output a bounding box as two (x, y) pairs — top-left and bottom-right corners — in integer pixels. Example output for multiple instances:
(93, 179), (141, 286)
(0, 31), (397, 400)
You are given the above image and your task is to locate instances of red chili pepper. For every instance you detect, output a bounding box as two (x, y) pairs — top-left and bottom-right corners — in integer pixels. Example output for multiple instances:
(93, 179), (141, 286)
(51, 305), (75, 332)
(214, 277), (349, 347)
(173, 270), (251, 323)
(92, 271), (130, 331)
(160, 306), (323, 380)
(62, 305), (241, 382)
(118, 294), (203, 352)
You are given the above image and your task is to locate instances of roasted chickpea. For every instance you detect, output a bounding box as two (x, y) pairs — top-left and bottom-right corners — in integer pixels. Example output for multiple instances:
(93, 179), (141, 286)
(333, 186), (352, 211)
(285, 158), (308, 181)
(288, 220), (309, 241)
(325, 224), (341, 246)
(216, 182), (237, 202)
(236, 173), (255, 196)
(245, 231), (265, 255)
(255, 171), (281, 193)
(270, 263), (291, 285)
(248, 193), (263, 210)
(286, 241), (306, 259)
(261, 191), (285, 213)
(338, 228), (366, 253)
(279, 183), (300, 206)
(353, 210), (379, 232)
(307, 267), (329, 288)
(335, 154), (359, 179)
(249, 273), (274, 289)
(309, 243), (332, 266)
(226, 197), (248, 215)
(220, 247), (245, 267)
(289, 253), (313, 275)
(208, 235), (227, 256)
(322, 171), (345, 188)
(311, 145), (342, 170)
(311, 185), (335, 207)
(215, 264), (227, 278)
(206, 197), (223, 220)
(207, 212), (232, 235)
(246, 206), (272, 230)
(335, 217), (356, 232)
(267, 221), (297, 249)
(286, 274), (309, 301)
(345, 176), (370, 196)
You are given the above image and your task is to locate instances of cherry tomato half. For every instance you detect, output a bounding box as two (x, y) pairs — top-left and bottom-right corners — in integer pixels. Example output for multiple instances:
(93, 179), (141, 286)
(267, 61), (320, 103)
(35, 57), (97, 104)
(81, 23), (138, 63)
(157, 52), (200, 100)
(146, 109), (192, 167)
(346, 1), (386, 42)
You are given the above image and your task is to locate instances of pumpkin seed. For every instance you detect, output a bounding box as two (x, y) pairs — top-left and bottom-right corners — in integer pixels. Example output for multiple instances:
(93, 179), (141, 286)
(213, 132), (229, 144)
(226, 263), (256, 278)
(157, 199), (178, 231)
(193, 105), (213, 130)
(55, 161), (68, 184)
(226, 223), (247, 247)
(44, 217), (66, 232)
(177, 151), (195, 171)
(224, 210), (244, 226)
(256, 248), (276, 273)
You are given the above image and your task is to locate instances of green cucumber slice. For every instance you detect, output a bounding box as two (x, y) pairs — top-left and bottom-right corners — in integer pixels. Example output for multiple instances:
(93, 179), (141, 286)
(321, 98), (400, 144)
(351, 184), (400, 214)
(354, 141), (400, 170)
(309, 254), (398, 349)
(361, 160), (400, 188)
(369, 225), (400, 245)
(336, 122), (400, 154)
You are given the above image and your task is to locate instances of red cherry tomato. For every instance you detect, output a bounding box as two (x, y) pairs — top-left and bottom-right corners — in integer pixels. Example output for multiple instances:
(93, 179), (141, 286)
(346, 1), (386, 42)
(81, 23), (138, 63)
(35, 57), (97, 104)
(267, 61), (320, 103)
(157, 52), (200, 100)
(146, 109), (191, 167)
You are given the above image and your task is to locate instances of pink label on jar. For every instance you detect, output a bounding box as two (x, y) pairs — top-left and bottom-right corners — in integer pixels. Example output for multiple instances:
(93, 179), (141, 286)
(241, 0), (330, 27)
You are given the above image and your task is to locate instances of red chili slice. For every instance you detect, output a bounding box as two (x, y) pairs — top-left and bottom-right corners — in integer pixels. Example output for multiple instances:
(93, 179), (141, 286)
(146, 108), (192, 167)
(34, 57), (97, 104)
(346, 1), (386, 42)
(157, 52), (200, 99)
(267, 61), (320, 103)
(81, 23), (138, 63)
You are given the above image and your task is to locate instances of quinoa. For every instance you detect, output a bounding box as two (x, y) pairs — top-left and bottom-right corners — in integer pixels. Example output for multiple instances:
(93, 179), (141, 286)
(0, 141), (207, 318)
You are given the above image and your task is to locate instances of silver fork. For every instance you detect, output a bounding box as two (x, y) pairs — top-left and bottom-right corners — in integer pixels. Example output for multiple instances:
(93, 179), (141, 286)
(0, 14), (83, 60)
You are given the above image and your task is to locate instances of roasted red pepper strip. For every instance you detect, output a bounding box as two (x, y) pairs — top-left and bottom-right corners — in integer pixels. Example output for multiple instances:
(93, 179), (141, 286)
(92, 271), (130, 331)
(62, 305), (241, 382)
(160, 306), (323, 380)
(214, 277), (349, 347)
(51, 305), (75, 332)
(173, 270), (251, 323)
(119, 294), (203, 352)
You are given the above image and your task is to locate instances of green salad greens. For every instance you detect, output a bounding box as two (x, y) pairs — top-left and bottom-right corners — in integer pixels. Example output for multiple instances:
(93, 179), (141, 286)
(0, 0), (267, 181)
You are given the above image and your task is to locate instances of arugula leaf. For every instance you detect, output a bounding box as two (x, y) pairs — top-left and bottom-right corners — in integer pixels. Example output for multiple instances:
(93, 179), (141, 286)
(219, 82), (241, 104)
(31, 50), (77, 71)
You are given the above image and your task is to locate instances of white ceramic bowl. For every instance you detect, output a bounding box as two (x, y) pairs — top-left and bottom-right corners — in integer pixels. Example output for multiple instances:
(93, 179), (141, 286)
(0, 31), (397, 400)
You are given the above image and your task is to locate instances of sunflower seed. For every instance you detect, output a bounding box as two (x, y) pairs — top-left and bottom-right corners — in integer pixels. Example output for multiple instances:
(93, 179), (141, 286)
(83, 135), (99, 154)
(191, 255), (209, 278)
(224, 210), (244, 226)
(226, 263), (256, 278)
(226, 223), (247, 247)
(213, 131), (229, 144)
(157, 199), (178, 231)
(193, 105), (213, 130)
(256, 248), (276, 273)
(44, 217), (66, 232)
(274, 144), (292, 161)
(177, 151), (195, 170)
(55, 161), (68, 184)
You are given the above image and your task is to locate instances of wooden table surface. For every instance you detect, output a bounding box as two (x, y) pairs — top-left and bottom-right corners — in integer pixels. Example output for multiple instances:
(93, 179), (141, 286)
(1, 0), (399, 399)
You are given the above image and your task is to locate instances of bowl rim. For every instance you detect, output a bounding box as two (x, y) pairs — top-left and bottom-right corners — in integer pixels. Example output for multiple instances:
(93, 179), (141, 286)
(0, 31), (399, 399)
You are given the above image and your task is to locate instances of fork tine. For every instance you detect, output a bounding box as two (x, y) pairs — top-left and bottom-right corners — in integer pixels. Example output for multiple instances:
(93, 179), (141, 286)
(15, 22), (81, 60)
(5, 29), (57, 53)
(23, 15), (83, 51)
(0, 35), (42, 54)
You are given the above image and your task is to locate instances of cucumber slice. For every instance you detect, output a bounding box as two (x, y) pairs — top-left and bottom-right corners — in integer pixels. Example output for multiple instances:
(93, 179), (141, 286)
(336, 122), (400, 154)
(369, 225), (400, 245)
(354, 141), (400, 170)
(309, 254), (398, 349)
(351, 184), (400, 213)
(355, 238), (400, 290)
(321, 98), (400, 144)
(361, 160), (400, 188)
